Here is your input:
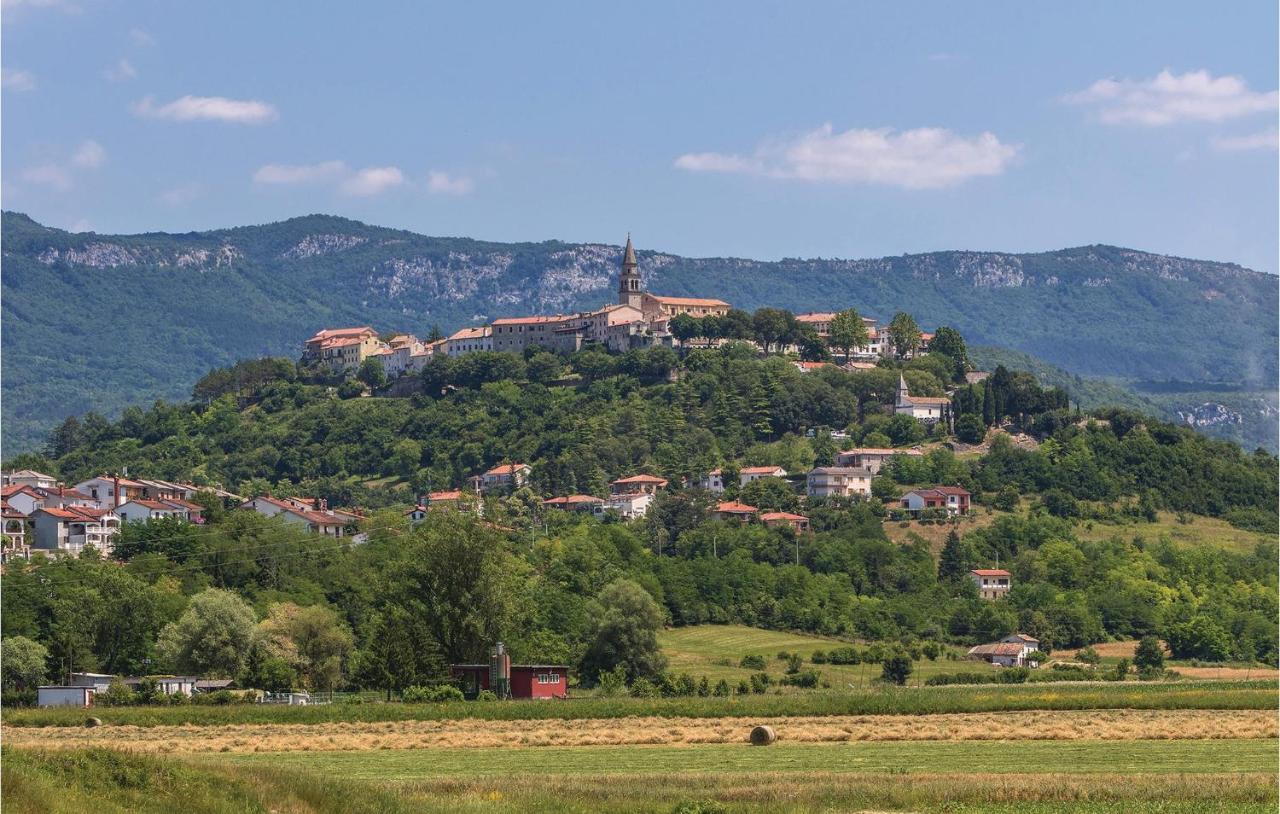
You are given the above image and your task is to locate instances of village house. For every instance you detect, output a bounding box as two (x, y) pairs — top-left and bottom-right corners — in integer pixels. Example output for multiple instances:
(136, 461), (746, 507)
(478, 463), (531, 493)
(713, 501), (758, 522)
(446, 326), (492, 356)
(31, 506), (120, 557)
(968, 633), (1040, 667)
(73, 475), (147, 508)
(240, 495), (359, 537)
(116, 498), (199, 524)
(451, 644), (569, 700)
(378, 334), (426, 378)
(609, 474), (668, 495)
(595, 491), (653, 519)
(2, 484), (97, 516)
(405, 489), (479, 522)
(970, 568), (1012, 600)
(302, 327), (385, 373)
(491, 314), (576, 354)
(901, 486), (971, 516)
(1, 470), (59, 489)
(835, 447), (924, 475)
(806, 466), (872, 499)
(2, 502), (30, 563)
(543, 494), (605, 513)
(759, 511), (810, 533)
(37, 686), (97, 707)
(791, 360), (836, 374)
(793, 313), (883, 358)
(894, 375), (951, 423)
(696, 465), (787, 493)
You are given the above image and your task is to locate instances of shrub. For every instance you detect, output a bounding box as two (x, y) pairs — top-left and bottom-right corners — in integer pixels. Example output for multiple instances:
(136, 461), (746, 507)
(827, 646), (862, 665)
(921, 641), (943, 661)
(749, 673), (770, 694)
(713, 679), (731, 697)
(596, 665), (628, 697)
(880, 652), (913, 686)
(671, 800), (728, 814)
(781, 670), (820, 688)
(629, 677), (659, 698)
(97, 680), (136, 707)
(810, 649), (828, 664)
(476, 690), (498, 702)
(1109, 658), (1130, 681)
(1, 689), (36, 707)
(697, 676), (711, 697)
(735, 678), (750, 696)
(785, 654), (803, 674)
(1134, 636), (1165, 674)
(674, 673), (698, 697)
(1077, 646), (1101, 666)
(739, 655), (766, 670)
(775, 651), (793, 662)
(402, 684), (464, 703)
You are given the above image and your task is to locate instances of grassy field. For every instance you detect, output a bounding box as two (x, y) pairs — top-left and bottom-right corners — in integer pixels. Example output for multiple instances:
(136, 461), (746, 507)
(882, 511), (998, 554)
(1075, 510), (1272, 553)
(657, 624), (966, 684)
(5, 742), (1275, 814)
(6, 680), (1274, 728)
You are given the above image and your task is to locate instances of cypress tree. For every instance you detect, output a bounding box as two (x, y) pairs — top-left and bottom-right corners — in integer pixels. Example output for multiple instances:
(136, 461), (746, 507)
(938, 529), (968, 582)
(981, 381), (996, 427)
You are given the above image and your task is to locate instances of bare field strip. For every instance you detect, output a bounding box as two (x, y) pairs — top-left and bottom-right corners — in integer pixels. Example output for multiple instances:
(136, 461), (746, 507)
(7, 708), (1274, 754)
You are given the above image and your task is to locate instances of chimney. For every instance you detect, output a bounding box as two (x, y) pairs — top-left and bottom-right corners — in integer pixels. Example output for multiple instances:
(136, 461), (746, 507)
(319, 498), (328, 511)
(114, 475), (122, 508)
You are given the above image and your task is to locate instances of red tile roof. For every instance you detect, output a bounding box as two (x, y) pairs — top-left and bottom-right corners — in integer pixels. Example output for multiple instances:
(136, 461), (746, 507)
(428, 490), (463, 501)
(647, 295), (731, 308)
(611, 474), (668, 485)
(971, 569), (1011, 577)
(491, 315), (570, 326)
(759, 511), (808, 522)
(740, 466), (786, 475)
(484, 464), (529, 477)
(715, 501), (758, 514)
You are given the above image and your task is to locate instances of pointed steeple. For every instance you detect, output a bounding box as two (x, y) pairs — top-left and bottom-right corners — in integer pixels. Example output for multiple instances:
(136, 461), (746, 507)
(618, 233), (643, 308)
(622, 233), (637, 269)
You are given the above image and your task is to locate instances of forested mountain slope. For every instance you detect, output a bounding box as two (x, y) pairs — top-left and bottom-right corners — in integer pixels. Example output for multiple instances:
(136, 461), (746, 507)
(4, 211), (1275, 452)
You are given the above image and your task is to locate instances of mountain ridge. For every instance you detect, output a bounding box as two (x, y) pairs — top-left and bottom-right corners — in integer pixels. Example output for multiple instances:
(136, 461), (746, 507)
(3, 211), (1276, 454)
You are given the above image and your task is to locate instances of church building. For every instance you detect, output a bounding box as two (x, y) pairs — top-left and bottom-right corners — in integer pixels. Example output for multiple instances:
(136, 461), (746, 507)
(895, 374), (951, 424)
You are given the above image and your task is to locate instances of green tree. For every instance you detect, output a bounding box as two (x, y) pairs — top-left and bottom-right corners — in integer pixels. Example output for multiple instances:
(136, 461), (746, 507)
(526, 351), (564, 384)
(828, 308), (870, 361)
(351, 607), (447, 699)
(155, 588), (257, 678)
(580, 579), (668, 683)
(256, 603), (355, 692)
(929, 326), (969, 371)
(981, 381), (996, 426)
(751, 308), (794, 354)
(955, 414), (986, 444)
(887, 312), (922, 359)
(1134, 635), (1165, 675)
(880, 651), (913, 685)
(669, 313), (700, 346)
(357, 357), (387, 388)
(1, 636), (48, 689)
(937, 530), (971, 582)
(388, 438), (423, 478)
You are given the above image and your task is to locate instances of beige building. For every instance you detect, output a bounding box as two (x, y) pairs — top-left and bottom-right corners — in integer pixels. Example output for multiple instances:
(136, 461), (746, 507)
(303, 327), (385, 372)
(806, 466), (872, 499)
(446, 326), (492, 357)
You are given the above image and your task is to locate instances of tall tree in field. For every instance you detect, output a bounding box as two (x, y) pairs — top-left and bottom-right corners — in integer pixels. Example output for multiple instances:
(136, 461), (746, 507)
(828, 308), (870, 361)
(156, 589), (257, 678)
(1, 636), (48, 689)
(353, 607), (448, 700)
(580, 579), (668, 683)
(256, 603), (355, 692)
(887, 312), (923, 359)
(751, 308), (792, 354)
(938, 529), (971, 582)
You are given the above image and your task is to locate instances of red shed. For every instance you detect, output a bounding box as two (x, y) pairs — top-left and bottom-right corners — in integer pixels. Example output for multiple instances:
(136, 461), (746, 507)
(450, 663), (569, 699)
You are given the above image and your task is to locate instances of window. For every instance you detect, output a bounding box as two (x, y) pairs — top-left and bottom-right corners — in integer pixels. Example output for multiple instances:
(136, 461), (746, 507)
(536, 673), (560, 685)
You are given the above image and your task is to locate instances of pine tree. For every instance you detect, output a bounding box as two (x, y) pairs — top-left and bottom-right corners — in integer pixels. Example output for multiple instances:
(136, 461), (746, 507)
(981, 381), (996, 427)
(938, 529), (969, 582)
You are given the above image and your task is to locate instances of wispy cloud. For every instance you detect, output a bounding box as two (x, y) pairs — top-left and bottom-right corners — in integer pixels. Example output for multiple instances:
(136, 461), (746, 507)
(341, 167), (406, 196)
(1066, 69), (1278, 126)
(253, 160), (348, 185)
(21, 164), (74, 191)
(675, 124), (1019, 190)
(71, 139), (106, 168)
(104, 58), (137, 82)
(133, 94), (278, 124)
(1210, 128), (1279, 152)
(2, 68), (36, 91)
(158, 183), (203, 206)
(19, 139), (105, 191)
(129, 27), (155, 46)
(426, 170), (475, 195)
(253, 160), (407, 197)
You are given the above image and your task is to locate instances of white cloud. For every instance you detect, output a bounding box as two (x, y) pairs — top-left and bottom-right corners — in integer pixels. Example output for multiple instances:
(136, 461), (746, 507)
(133, 94), (278, 124)
(68, 218), (93, 233)
(426, 170), (475, 195)
(1066, 69), (1279, 126)
(253, 160), (348, 185)
(341, 166), (406, 196)
(21, 164), (73, 190)
(675, 124), (1019, 190)
(104, 58), (137, 82)
(158, 183), (203, 206)
(252, 161), (406, 196)
(71, 139), (106, 168)
(2, 68), (36, 91)
(129, 28), (154, 46)
(1210, 128), (1278, 152)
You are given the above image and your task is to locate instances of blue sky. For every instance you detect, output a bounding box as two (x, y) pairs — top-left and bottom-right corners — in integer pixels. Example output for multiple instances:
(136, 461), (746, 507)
(3, 1), (1277, 272)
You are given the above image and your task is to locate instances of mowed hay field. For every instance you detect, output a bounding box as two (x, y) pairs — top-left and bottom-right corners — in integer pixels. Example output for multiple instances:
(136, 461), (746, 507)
(1074, 510), (1274, 553)
(657, 624), (964, 684)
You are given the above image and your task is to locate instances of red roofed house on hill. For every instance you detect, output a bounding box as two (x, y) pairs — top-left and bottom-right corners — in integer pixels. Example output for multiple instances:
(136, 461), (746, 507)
(31, 506), (120, 557)
(894, 375), (951, 424)
(835, 447), (924, 475)
(714, 501), (758, 523)
(240, 495), (360, 537)
(609, 474), (669, 495)
(759, 511), (810, 533)
(901, 486), (971, 517)
(478, 463), (531, 494)
(970, 568), (1012, 600)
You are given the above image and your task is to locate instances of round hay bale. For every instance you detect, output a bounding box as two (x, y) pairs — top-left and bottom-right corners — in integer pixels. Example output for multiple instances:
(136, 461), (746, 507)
(749, 725), (776, 746)
(84, 717), (102, 728)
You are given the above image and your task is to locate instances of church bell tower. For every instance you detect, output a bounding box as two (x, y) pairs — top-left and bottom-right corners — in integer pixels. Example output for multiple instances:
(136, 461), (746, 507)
(618, 234), (643, 309)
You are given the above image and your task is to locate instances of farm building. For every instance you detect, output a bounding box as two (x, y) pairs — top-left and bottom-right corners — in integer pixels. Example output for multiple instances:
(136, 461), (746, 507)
(37, 686), (96, 707)
(451, 643), (569, 699)
(967, 634), (1041, 667)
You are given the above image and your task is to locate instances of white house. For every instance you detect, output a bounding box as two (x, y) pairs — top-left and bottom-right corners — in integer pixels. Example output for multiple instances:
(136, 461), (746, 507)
(595, 491), (653, 519)
(806, 466), (872, 499)
(74, 475), (148, 508)
(609, 474), (668, 495)
(970, 568), (1012, 600)
(696, 466), (787, 493)
(31, 506), (120, 557)
(902, 487), (972, 517)
(446, 326), (492, 357)
(240, 496), (358, 537)
(894, 375), (951, 423)
(2, 470), (59, 489)
(116, 499), (192, 523)
(479, 463), (531, 493)
(967, 634), (1040, 667)
(835, 448), (923, 475)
